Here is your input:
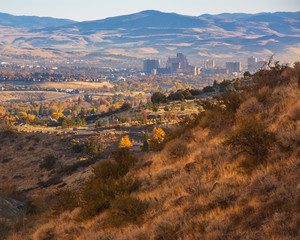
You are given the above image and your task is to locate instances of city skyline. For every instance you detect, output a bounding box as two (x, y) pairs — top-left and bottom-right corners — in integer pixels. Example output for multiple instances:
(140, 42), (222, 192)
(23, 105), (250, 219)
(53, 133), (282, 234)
(0, 0), (299, 21)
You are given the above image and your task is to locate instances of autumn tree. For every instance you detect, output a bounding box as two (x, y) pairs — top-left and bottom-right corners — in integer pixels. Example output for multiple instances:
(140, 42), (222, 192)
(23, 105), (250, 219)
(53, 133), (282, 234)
(119, 135), (133, 148)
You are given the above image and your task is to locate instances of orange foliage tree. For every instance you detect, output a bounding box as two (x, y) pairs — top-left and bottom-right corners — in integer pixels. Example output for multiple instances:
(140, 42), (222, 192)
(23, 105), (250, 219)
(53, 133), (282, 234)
(119, 135), (133, 148)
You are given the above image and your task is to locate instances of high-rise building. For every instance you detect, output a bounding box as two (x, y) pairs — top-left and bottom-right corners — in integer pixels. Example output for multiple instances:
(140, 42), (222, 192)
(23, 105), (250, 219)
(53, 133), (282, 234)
(143, 59), (160, 73)
(247, 56), (267, 73)
(247, 56), (257, 72)
(204, 60), (215, 69)
(176, 53), (189, 69)
(166, 53), (190, 73)
(226, 62), (242, 73)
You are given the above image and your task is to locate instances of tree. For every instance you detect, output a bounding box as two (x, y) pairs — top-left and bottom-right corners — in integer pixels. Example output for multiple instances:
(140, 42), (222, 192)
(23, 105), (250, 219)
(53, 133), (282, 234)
(164, 104), (169, 112)
(181, 103), (185, 111)
(95, 121), (102, 128)
(141, 130), (150, 152)
(152, 127), (165, 143)
(120, 101), (132, 111)
(243, 71), (251, 78)
(119, 135), (133, 148)
(151, 92), (167, 104)
(152, 104), (159, 112)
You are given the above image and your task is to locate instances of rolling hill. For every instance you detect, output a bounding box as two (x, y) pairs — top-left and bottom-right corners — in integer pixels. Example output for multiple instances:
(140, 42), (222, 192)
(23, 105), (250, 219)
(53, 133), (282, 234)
(0, 10), (299, 64)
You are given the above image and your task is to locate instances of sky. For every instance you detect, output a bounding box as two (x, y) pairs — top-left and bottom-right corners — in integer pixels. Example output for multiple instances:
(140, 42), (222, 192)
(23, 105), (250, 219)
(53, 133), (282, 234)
(0, 0), (299, 21)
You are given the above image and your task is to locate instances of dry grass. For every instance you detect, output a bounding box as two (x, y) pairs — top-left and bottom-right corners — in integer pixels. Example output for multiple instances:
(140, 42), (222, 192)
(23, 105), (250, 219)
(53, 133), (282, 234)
(0, 91), (70, 102)
(6, 66), (300, 239)
(37, 81), (113, 90)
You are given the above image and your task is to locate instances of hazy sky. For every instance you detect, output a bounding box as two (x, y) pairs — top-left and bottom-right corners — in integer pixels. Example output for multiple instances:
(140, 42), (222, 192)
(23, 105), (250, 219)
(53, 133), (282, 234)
(1, 0), (299, 21)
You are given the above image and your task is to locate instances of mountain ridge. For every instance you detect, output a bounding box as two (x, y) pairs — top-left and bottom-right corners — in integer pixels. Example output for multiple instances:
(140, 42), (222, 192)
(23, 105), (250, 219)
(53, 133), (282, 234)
(0, 10), (299, 64)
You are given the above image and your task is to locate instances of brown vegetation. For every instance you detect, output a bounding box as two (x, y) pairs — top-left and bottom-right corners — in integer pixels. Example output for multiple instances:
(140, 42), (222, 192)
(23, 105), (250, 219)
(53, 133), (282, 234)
(5, 63), (300, 239)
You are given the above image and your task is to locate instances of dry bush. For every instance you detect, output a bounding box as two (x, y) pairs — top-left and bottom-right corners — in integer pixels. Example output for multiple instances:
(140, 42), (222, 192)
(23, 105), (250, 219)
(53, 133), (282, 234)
(154, 219), (183, 240)
(262, 212), (298, 239)
(106, 195), (149, 227)
(78, 230), (117, 240)
(276, 125), (300, 152)
(168, 141), (189, 161)
(236, 97), (263, 121)
(205, 220), (233, 240)
(205, 184), (237, 211)
(287, 101), (300, 121)
(32, 222), (55, 240)
(256, 86), (273, 105)
(7, 232), (31, 240)
(155, 168), (180, 184)
(249, 173), (278, 197)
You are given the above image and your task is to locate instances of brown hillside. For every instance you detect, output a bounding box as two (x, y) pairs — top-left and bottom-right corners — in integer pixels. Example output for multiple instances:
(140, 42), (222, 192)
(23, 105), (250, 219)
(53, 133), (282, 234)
(5, 63), (300, 240)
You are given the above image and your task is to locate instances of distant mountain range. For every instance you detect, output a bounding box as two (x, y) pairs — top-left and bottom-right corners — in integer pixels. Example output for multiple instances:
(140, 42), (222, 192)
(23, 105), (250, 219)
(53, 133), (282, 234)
(0, 10), (299, 65)
(0, 12), (76, 28)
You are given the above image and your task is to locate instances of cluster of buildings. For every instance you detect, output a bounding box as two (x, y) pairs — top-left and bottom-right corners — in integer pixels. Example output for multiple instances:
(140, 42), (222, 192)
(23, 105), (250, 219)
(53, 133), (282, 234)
(143, 53), (200, 75)
(247, 56), (267, 73)
(143, 53), (267, 76)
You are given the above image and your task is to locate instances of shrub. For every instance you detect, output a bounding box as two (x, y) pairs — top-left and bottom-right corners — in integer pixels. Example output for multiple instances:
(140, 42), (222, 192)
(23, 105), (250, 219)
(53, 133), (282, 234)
(276, 126), (300, 152)
(253, 60), (292, 88)
(256, 86), (273, 105)
(164, 104), (169, 112)
(203, 86), (215, 93)
(0, 220), (10, 239)
(79, 176), (139, 220)
(169, 142), (189, 160)
(0, 122), (16, 135)
(217, 92), (243, 114)
(32, 223), (55, 240)
(93, 160), (124, 181)
(61, 117), (76, 128)
(95, 120), (102, 128)
(85, 136), (103, 156)
(107, 195), (149, 227)
(180, 103), (185, 111)
(287, 101), (300, 121)
(223, 119), (275, 164)
(39, 155), (57, 170)
(72, 144), (84, 153)
(52, 187), (79, 214)
(236, 97), (263, 121)
(111, 148), (138, 173)
(206, 184), (237, 210)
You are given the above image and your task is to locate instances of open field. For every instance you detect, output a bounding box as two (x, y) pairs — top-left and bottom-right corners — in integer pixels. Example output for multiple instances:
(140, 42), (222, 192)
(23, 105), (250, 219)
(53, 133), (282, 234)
(37, 81), (113, 90)
(0, 91), (71, 103)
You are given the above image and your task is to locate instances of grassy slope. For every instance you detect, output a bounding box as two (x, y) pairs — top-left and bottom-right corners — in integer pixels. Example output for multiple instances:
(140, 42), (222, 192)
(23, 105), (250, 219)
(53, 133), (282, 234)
(6, 64), (300, 240)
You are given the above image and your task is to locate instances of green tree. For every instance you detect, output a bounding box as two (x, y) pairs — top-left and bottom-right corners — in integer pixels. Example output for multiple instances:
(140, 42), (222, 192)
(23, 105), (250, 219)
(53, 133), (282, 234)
(151, 92), (167, 104)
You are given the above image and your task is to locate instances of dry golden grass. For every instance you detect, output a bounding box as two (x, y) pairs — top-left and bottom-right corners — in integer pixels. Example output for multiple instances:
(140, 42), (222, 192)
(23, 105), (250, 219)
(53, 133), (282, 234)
(37, 81), (113, 90)
(0, 91), (70, 102)
(6, 67), (300, 240)
(0, 131), (93, 198)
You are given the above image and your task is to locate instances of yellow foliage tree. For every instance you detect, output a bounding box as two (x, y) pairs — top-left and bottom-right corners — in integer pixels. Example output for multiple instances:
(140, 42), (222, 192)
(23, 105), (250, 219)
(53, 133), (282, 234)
(26, 114), (35, 121)
(119, 135), (133, 148)
(152, 127), (165, 143)
(52, 112), (64, 120)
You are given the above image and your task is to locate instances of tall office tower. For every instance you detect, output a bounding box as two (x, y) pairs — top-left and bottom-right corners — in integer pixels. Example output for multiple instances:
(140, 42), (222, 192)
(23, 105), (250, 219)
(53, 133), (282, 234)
(226, 62), (242, 73)
(176, 53), (189, 69)
(204, 60), (215, 69)
(143, 59), (160, 73)
(247, 56), (257, 72)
